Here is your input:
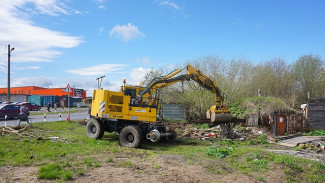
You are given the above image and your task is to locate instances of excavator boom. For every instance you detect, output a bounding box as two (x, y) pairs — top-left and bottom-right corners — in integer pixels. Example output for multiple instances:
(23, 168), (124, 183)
(137, 64), (233, 123)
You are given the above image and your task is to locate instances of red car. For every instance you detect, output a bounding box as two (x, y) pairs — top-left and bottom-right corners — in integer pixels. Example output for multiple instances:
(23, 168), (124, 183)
(20, 102), (41, 111)
(0, 104), (20, 119)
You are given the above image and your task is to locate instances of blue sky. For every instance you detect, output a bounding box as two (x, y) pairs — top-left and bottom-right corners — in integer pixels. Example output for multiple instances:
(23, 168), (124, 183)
(0, 0), (324, 96)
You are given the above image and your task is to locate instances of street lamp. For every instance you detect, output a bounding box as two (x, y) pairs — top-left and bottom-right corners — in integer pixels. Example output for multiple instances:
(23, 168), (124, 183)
(7, 44), (14, 103)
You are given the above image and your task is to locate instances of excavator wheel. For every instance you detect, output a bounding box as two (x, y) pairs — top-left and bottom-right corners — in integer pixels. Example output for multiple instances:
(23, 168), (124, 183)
(86, 118), (105, 139)
(119, 125), (143, 148)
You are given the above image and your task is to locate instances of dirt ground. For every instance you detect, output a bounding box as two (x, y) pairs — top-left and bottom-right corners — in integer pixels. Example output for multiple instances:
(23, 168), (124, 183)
(0, 123), (323, 182)
(0, 153), (286, 183)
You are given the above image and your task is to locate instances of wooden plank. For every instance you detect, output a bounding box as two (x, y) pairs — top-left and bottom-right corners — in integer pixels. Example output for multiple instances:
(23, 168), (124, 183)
(308, 98), (325, 103)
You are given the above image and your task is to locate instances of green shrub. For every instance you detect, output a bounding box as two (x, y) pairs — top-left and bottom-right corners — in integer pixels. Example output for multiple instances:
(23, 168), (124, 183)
(193, 123), (209, 129)
(107, 157), (114, 163)
(206, 146), (232, 159)
(303, 130), (325, 136)
(258, 134), (268, 144)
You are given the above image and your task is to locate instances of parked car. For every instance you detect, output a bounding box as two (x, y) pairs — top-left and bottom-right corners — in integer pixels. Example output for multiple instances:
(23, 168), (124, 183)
(0, 104), (20, 119)
(19, 102), (41, 111)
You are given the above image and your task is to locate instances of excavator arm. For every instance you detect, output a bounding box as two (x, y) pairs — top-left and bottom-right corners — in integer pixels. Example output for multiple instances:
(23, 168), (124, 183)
(137, 64), (233, 123)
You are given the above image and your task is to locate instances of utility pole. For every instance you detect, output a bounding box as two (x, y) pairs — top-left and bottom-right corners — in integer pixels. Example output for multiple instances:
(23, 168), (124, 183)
(7, 44), (14, 103)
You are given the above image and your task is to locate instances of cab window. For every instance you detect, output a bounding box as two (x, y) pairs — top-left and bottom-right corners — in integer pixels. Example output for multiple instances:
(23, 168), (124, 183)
(124, 89), (136, 99)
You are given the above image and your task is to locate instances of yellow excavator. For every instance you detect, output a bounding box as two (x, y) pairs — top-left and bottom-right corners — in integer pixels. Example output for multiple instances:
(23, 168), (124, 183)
(87, 64), (233, 148)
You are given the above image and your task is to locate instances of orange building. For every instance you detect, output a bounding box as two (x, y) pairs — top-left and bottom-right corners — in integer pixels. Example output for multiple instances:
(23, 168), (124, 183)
(0, 86), (86, 99)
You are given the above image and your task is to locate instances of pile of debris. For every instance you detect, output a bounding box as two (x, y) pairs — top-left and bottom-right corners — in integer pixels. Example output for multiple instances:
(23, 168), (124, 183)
(297, 141), (325, 152)
(0, 125), (30, 136)
(166, 122), (271, 141)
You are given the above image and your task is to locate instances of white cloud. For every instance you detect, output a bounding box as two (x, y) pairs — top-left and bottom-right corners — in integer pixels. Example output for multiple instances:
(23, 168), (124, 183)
(65, 64), (127, 76)
(135, 57), (151, 66)
(109, 23), (145, 42)
(99, 27), (104, 35)
(0, 66), (6, 72)
(12, 76), (53, 87)
(93, 0), (106, 9)
(129, 67), (151, 86)
(159, 1), (180, 9)
(14, 66), (41, 70)
(0, 0), (83, 66)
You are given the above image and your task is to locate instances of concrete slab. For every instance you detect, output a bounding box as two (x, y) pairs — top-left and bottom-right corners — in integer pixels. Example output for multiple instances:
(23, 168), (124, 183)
(278, 136), (323, 147)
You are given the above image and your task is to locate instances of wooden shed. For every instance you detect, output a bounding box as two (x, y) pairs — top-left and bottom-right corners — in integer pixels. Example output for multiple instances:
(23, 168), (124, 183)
(306, 98), (325, 130)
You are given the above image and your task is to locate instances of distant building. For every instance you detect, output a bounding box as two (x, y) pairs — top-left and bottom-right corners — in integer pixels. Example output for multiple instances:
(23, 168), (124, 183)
(0, 86), (86, 99)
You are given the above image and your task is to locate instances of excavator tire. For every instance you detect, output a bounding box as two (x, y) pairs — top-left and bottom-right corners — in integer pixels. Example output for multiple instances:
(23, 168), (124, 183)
(119, 125), (143, 148)
(86, 118), (104, 139)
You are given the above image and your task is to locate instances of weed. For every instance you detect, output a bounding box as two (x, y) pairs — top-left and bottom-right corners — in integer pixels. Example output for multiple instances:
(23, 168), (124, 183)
(63, 171), (73, 181)
(62, 161), (71, 167)
(284, 168), (291, 174)
(252, 152), (261, 159)
(206, 146), (232, 159)
(107, 157), (114, 163)
(116, 161), (134, 168)
(84, 158), (93, 166)
(154, 164), (161, 169)
(38, 163), (62, 180)
(274, 155), (302, 171)
(256, 176), (265, 182)
(293, 146), (302, 151)
(235, 125), (246, 131)
(76, 169), (84, 176)
(193, 123), (209, 129)
(251, 159), (269, 170)
(303, 129), (325, 136)
(94, 161), (102, 167)
(165, 119), (187, 123)
(258, 134), (268, 144)
(247, 139), (257, 145)
(123, 161), (134, 168)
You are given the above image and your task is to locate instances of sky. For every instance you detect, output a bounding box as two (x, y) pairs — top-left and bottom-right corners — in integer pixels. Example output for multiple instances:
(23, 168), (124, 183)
(0, 0), (324, 97)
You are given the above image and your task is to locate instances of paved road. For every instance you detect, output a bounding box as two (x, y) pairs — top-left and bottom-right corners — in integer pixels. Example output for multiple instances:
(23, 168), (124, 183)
(0, 110), (89, 127)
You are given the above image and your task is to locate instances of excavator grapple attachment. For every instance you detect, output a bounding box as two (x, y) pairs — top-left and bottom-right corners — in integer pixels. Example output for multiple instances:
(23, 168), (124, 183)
(206, 104), (233, 123)
(210, 113), (233, 123)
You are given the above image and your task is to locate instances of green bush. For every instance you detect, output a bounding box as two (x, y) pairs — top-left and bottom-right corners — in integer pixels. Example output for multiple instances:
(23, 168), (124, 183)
(303, 130), (325, 136)
(193, 123), (209, 129)
(206, 146), (232, 159)
(258, 134), (268, 144)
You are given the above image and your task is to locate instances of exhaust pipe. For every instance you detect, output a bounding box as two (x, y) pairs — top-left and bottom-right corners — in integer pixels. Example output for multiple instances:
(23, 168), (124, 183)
(146, 130), (172, 142)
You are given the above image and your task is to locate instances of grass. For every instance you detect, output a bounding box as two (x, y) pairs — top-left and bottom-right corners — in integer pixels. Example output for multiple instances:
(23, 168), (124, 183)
(193, 123), (210, 129)
(38, 163), (73, 180)
(0, 120), (324, 182)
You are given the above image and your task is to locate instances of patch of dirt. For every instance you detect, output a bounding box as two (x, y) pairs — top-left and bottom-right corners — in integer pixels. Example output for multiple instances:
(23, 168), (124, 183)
(0, 153), (292, 183)
(0, 166), (38, 183)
